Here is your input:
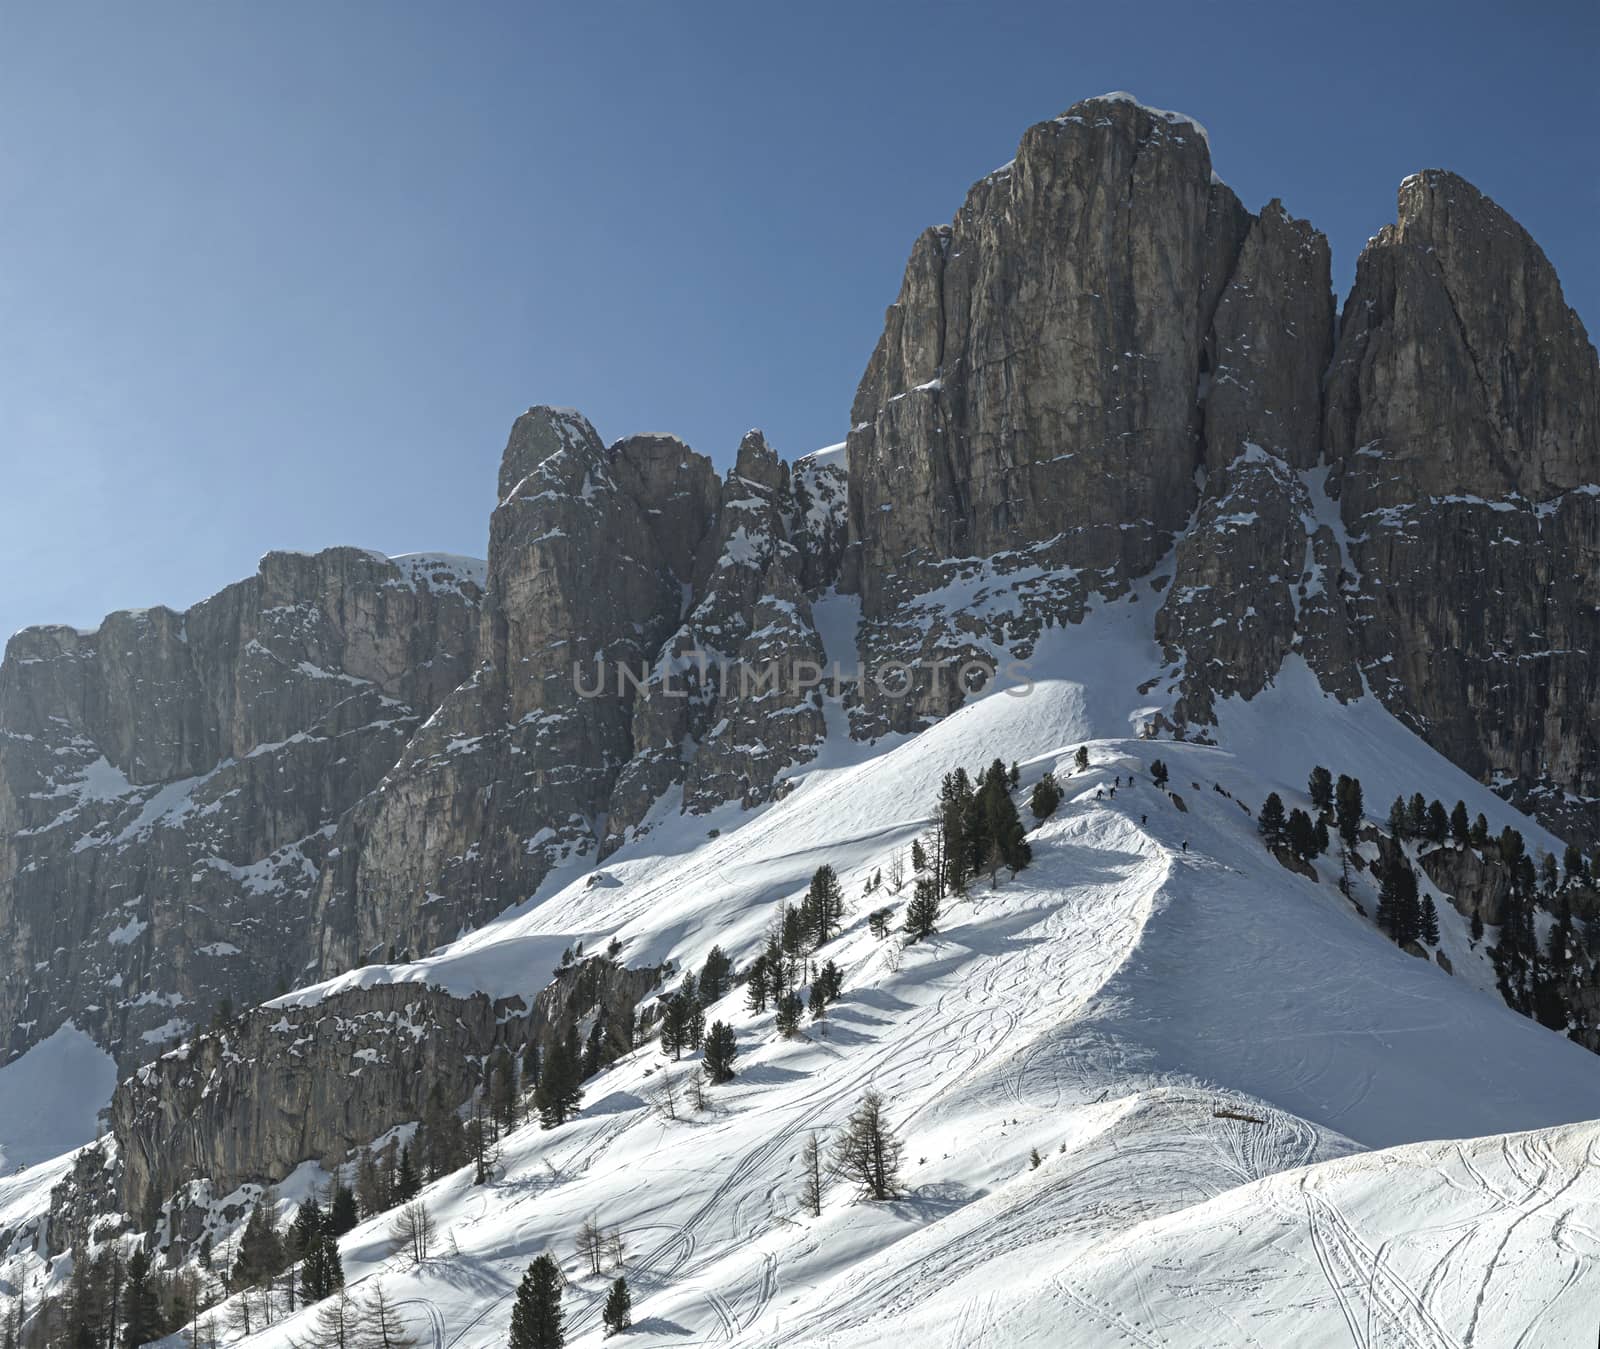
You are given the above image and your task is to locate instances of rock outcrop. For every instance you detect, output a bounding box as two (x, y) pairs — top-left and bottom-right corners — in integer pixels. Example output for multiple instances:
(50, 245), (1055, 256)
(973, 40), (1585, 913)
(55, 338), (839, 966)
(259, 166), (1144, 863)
(1324, 170), (1600, 843)
(841, 97), (1600, 849)
(0, 548), (484, 1067)
(111, 956), (661, 1222)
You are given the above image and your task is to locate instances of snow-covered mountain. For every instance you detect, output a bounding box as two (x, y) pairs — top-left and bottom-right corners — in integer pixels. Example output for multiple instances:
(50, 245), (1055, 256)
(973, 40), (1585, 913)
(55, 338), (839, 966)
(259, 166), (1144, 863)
(3, 90), (1600, 1347)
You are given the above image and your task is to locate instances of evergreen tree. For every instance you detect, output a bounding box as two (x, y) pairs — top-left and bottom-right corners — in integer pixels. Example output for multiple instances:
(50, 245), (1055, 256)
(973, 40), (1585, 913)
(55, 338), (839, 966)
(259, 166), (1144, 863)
(534, 1037), (584, 1128)
(808, 983), (828, 1024)
(1029, 770), (1062, 822)
(328, 1181), (359, 1238)
(1471, 813), (1489, 847)
(702, 1021), (737, 1083)
(1470, 910), (1485, 943)
(1388, 795), (1410, 841)
(1393, 863), (1422, 946)
(1313, 815), (1330, 856)
(938, 770), (974, 894)
(1259, 793), (1287, 846)
(699, 945), (733, 1003)
(806, 865), (846, 946)
(904, 878), (941, 942)
(422, 1086), (466, 1181)
(1335, 775), (1364, 847)
(1565, 842), (1589, 885)
(232, 1191), (285, 1289)
(1426, 800), (1449, 844)
(122, 1250), (161, 1349)
(744, 954), (771, 1013)
(774, 991), (803, 1039)
(911, 838), (928, 874)
(1420, 895), (1441, 945)
(601, 1278), (632, 1337)
(867, 906), (895, 940)
(977, 762), (1031, 876)
(507, 1255), (564, 1349)
(1405, 792), (1426, 837)
(1150, 759), (1169, 788)
(1074, 746), (1090, 772)
(1308, 766), (1333, 816)
(1286, 808), (1317, 861)
(394, 1146), (420, 1202)
(1451, 800), (1471, 846)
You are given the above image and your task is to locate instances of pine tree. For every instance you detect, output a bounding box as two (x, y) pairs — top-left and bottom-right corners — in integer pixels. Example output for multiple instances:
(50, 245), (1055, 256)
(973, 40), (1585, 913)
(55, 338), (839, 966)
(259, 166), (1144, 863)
(1471, 813), (1489, 847)
(744, 954), (771, 1013)
(1420, 895), (1441, 945)
(601, 1278), (632, 1337)
(1393, 863), (1422, 946)
(1313, 815), (1330, 856)
(1470, 910), (1484, 943)
(232, 1190), (285, 1288)
(535, 1037), (584, 1128)
(1407, 792), (1427, 838)
(814, 959), (844, 1005)
(904, 877), (941, 942)
(1308, 766), (1333, 816)
(1565, 842), (1588, 885)
(1074, 746), (1090, 772)
(1451, 800), (1471, 846)
(1029, 770), (1062, 822)
(774, 991), (803, 1039)
(1335, 775), (1364, 847)
(1150, 759), (1169, 788)
(1388, 795), (1410, 841)
(911, 838), (927, 873)
(699, 945), (733, 1003)
(508, 1255), (564, 1349)
(806, 865), (845, 946)
(328, 1181), (359, 1238)
(808, 983), (828, 1024)
(1286, 808), (1317, 861)
(867, 906), (895, 939)
(829, 1091), (903, 1200)
(394, 1146), (420, 1202)
(939, 770), (973, 894)
(1259, 793), (1287, 845)
(702, 1021), (737, 1083)
(1425, 800), (1449, 844)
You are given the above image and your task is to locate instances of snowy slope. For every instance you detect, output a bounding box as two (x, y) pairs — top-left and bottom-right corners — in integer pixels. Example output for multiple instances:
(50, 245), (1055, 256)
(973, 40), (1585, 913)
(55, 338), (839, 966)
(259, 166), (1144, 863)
(162, 583), (1600, 1349)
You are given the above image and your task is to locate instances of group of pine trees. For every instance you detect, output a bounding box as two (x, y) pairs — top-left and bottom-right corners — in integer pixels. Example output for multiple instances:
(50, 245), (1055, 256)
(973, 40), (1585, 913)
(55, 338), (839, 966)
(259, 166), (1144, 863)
(743, 866), (848, 1040)
(1254, 765), (1600, 1043)
(1257, 766), (1365, 870)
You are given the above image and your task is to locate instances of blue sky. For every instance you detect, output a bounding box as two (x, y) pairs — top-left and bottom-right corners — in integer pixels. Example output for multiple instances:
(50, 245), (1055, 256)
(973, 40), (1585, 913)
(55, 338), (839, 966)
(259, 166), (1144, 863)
(2, 0), (1595, 640)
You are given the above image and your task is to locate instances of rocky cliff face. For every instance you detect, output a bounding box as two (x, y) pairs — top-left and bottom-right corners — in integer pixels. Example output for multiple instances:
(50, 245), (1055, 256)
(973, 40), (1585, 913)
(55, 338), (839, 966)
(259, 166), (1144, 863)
(1324, 170), (1600, 843)
(842, 95), (1599, 848)
(312, 414), (848, 975)
(0, 548), (484, 1068)
(111, 956), (661, 1225)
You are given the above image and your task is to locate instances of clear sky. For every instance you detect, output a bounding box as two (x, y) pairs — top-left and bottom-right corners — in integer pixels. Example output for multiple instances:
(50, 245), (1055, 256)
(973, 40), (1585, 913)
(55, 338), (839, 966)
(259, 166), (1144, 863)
(2, 0), (1595, 640)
